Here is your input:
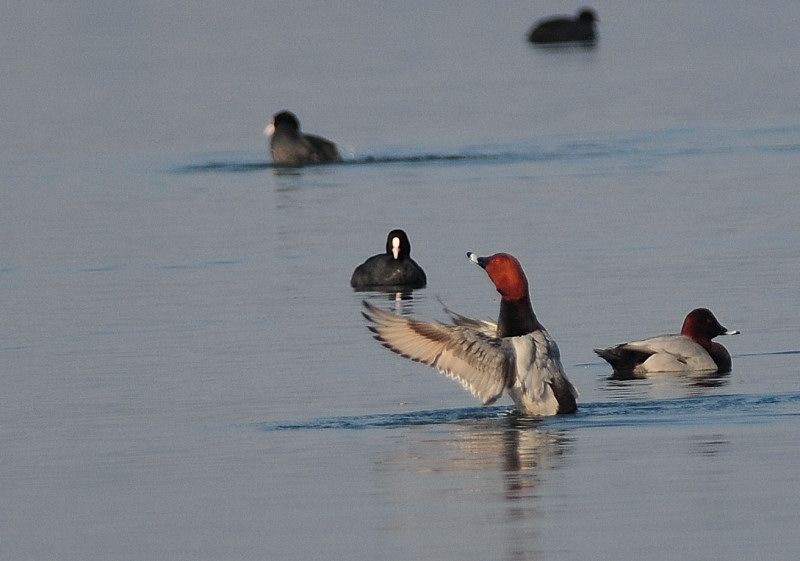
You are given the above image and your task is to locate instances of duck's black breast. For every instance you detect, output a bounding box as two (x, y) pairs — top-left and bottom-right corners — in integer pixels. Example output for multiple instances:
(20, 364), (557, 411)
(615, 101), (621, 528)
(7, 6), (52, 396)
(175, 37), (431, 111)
(706, 341), (732, 373)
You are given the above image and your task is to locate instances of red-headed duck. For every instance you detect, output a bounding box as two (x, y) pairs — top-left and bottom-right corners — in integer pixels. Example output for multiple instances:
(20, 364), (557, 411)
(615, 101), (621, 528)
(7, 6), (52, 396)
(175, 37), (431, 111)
(264, 111), (341, 166)
(595, 308), (740, 375)
(350, 229), (427, 289)
(527, 8), (598, 44)
(362, 252), (577, 416)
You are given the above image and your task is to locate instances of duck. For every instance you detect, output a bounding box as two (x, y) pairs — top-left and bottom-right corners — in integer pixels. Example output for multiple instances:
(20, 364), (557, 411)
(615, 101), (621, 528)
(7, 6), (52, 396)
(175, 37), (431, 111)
(264, 111), (341, 166)
(362, 252), (578, 416)
(350, 229), (427, 289)
(594, 308), (740, 375)
(527, 8), (598, 44)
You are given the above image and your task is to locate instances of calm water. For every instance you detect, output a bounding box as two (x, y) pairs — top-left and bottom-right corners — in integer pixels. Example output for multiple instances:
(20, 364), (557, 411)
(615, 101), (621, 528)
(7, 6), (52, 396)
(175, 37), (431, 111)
(2, 2), (800, 560)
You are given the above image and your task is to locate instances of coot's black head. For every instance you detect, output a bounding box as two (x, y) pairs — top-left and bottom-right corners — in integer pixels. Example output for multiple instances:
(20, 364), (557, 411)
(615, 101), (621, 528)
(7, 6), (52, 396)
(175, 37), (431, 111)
(385, 229), (411, 260)
(272, 111), (301, 132)
(578, 8), (597, 23)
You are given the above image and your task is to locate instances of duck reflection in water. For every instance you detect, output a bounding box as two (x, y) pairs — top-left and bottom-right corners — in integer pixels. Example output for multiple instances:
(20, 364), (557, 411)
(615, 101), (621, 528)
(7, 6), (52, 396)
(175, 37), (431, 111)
(603, 369), (732, 402)
(376, 414), (572, 560)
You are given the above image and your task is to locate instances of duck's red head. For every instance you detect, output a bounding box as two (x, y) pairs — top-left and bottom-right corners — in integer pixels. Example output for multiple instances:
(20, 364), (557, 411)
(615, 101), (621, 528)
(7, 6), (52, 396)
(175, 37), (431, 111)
(680, 308), (739, 342)
(467, 252), (529, 301)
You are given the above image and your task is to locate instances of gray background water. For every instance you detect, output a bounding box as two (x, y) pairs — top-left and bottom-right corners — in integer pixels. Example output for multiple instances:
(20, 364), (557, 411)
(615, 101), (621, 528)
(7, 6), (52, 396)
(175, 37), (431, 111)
(2, 2), (799, 560)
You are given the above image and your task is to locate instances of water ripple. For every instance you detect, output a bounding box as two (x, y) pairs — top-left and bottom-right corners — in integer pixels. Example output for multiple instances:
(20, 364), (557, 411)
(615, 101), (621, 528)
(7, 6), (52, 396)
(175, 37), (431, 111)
(737, 349), (800, 357)
(169, 125), (800, 175)
(257, 406), (510, 431)
(171, 161), (270, 174)
(256, 391), (800, 432)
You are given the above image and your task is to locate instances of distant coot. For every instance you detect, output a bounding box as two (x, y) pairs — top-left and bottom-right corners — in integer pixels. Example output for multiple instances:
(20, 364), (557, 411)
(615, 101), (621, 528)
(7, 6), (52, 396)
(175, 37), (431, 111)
(264, 111), (341, 166)
(350, 229), (427, 289)
(527, 8), (598, 44)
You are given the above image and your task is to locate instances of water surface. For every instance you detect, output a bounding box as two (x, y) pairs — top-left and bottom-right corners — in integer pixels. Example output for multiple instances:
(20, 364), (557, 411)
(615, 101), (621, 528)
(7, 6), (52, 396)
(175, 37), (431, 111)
(2, 2), (799, 560)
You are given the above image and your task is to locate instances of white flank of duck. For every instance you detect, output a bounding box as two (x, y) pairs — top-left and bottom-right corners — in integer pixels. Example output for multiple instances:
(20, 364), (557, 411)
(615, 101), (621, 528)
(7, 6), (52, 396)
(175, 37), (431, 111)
(595, 308), (739, 375)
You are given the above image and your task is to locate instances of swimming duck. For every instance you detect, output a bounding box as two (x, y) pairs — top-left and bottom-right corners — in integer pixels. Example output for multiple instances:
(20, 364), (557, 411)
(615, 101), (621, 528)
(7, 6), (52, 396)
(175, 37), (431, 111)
(350, 229), (427, 289)
(595, 308), (739, 375)
(527, 8), (598, 44)
(264, 111), (341, 166)
(362, 252), (578, 416)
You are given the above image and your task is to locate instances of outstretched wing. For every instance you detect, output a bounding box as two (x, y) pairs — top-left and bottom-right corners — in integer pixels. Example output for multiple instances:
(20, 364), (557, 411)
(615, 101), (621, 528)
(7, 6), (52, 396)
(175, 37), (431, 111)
(437, 297), (498, 338)
(362, 301), (511, 404)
